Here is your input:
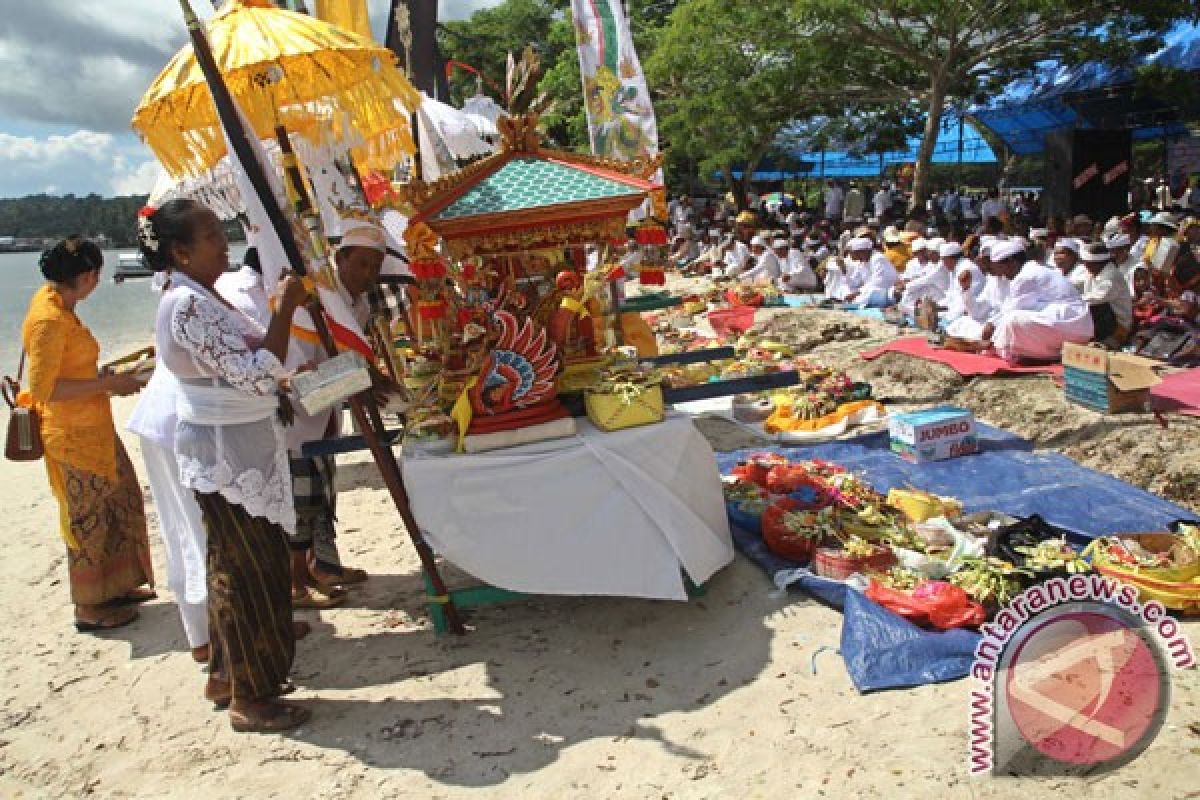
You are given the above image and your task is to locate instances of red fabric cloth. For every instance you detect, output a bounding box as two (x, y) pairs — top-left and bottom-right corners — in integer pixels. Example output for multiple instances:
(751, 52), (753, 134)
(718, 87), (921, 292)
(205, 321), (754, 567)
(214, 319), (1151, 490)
(1151, 368), (1200, 417)
(860, 337), (1064, 377)
(707, 306), (757, 336)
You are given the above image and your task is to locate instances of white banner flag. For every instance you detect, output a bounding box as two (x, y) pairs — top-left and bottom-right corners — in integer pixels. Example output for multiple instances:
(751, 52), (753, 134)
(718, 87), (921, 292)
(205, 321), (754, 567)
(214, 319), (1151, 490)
(569, 0), (660, 165)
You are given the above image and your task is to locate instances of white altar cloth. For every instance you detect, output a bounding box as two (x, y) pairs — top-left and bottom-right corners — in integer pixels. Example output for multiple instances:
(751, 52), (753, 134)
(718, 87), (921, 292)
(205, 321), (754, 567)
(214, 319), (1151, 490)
(401, 414), (734, 600)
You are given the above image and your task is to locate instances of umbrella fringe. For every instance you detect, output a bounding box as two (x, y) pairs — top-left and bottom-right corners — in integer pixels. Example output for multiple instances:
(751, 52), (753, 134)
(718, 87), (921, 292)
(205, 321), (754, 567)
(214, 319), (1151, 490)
(132, 8), (421, 180)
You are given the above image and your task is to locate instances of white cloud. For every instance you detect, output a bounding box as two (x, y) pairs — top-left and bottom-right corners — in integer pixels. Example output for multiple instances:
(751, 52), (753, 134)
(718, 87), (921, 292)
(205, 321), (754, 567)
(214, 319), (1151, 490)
(0, 130), (157, 197)
(0, 131), (114, 164)
(0, 0), (508, 196)
(110, 159), (161, 196)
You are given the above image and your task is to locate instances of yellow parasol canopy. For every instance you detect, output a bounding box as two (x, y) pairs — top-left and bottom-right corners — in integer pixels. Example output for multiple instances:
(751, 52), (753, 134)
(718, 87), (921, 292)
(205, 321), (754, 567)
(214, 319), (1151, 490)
(132, 0), (419, 178)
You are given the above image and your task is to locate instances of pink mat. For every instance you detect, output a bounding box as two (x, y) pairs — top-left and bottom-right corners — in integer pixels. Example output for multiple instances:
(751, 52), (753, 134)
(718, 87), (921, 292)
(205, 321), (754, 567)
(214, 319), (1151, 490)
(860, 337), (1064, 377)
(1151, 368), (1200, 416)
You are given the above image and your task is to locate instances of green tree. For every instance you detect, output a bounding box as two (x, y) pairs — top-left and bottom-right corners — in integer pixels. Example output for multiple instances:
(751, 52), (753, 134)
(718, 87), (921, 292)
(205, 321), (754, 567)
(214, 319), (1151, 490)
(647, 0), (839, 205)
(0, 194), (151, 247)
(798, 0), (1193, 210)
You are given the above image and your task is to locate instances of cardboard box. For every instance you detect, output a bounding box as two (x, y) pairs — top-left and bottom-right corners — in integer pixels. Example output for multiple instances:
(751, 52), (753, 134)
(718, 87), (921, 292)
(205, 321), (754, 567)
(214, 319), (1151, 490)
(888, 406), (978, 463)
(1062, 343), (1160, 413)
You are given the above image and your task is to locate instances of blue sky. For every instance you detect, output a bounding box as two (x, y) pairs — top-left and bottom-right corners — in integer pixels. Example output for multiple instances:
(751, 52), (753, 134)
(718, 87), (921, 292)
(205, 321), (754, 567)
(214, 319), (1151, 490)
(0, 0), (501, 198)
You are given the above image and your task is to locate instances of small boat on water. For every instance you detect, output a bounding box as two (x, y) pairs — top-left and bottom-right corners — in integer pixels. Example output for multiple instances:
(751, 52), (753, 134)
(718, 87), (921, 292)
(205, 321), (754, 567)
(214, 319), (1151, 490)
(113, 252), (153, 283)
(113, 252), (240, 283)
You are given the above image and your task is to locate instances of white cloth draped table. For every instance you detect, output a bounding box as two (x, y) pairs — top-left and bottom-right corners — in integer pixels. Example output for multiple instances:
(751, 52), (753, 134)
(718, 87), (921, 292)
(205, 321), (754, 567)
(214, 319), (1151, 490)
(402, 415), (734, 601)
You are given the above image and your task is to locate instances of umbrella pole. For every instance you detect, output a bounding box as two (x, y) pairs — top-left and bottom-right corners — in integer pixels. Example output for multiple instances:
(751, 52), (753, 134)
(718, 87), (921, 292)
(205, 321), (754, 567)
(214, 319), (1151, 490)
(175, 0), (465, 634)
(274, 126), (466, 635)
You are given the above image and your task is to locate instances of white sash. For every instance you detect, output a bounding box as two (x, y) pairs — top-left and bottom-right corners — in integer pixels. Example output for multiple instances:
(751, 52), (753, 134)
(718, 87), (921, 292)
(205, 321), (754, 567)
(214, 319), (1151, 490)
(176, 381), (278, 426)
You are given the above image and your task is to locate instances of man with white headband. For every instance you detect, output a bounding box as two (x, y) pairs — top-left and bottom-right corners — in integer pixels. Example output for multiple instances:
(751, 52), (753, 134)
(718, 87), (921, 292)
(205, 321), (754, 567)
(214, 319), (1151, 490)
(842, 236), (898, 307)
(722, 211), (757, 277)
(739, 234), (782, 284)
(945, 239), (1007, 340)
(688, 228), (726, 275)
(904, 238), (930, 276)
(1077, 241), (1132, 345)
(896, 240), (958, 315)
(283, 216), (391, 604)
(974, 239), (1093, 363)
(1105, 232), (1139, 294)
(780, 234), (820, 291)
(1052, 237), (1082, 282)
(823, 236), (872, 300)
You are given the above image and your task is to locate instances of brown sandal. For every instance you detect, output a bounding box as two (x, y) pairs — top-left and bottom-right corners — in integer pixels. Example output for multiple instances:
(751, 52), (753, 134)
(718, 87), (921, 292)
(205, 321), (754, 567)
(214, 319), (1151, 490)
(291, 588), (346, 610)
(109, 587), (157, 606)
(206, 677), (296, 711)
(229, 701), (311, 733)
(75, 606), (138, 633)
(310, 567), (367, 594)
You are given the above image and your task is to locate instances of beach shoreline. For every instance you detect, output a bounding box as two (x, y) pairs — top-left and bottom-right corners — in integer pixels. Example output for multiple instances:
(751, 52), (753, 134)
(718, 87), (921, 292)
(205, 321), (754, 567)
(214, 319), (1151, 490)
(0, 307), (1197, 799)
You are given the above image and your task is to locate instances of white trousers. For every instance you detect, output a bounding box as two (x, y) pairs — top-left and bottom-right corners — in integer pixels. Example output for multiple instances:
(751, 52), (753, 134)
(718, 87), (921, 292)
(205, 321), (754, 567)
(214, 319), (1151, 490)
(992, 305), (1094, 362)
(139, 437), (209, 648)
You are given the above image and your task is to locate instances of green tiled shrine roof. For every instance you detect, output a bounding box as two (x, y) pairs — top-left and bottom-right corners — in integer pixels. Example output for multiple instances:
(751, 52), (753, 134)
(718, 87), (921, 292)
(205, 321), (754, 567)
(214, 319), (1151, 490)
(433, 156), (643, 220)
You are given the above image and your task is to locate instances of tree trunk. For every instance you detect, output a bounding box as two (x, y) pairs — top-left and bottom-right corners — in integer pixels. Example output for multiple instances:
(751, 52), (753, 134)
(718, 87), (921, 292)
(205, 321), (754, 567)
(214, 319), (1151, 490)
(910, 73), (948, 214)
(723, 165), (748, 211)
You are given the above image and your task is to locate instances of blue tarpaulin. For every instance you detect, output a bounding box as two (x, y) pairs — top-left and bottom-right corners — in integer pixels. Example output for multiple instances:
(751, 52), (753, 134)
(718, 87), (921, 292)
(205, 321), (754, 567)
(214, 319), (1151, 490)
(717, 423), (1193, 692)
(733, 113), (998, 180)
(970, 23), (1200, 155)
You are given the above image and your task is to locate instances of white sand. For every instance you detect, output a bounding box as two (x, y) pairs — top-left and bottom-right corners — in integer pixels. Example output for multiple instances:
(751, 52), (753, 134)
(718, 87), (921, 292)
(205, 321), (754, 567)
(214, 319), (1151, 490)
(1, 320), (1198, 798)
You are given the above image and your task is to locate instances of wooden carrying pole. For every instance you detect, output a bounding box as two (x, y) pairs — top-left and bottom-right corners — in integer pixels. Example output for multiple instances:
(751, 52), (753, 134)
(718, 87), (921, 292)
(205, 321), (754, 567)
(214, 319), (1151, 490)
(178, 0), (464, 633)
(275, 129), (465, 634)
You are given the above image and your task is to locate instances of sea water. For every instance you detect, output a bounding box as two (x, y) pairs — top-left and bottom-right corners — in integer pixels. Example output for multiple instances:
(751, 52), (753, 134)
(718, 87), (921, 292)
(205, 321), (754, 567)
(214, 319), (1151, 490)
(0, 245), (247, 376)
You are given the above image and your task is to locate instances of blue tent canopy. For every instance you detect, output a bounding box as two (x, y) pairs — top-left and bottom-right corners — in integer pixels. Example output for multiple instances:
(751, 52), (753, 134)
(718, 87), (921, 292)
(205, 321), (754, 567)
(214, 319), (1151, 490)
(731, 113), (997, 181)
(971, 23), (1200, 155)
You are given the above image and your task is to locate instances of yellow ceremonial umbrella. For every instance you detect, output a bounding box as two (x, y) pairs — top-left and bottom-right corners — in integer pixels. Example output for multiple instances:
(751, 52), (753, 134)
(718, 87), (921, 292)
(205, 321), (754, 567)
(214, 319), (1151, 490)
(132, 0), (419, 178)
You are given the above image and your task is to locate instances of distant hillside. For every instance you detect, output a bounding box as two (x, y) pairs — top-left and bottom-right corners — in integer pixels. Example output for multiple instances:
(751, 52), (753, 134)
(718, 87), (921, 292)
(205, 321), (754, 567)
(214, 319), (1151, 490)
(0, 194), (149, 247)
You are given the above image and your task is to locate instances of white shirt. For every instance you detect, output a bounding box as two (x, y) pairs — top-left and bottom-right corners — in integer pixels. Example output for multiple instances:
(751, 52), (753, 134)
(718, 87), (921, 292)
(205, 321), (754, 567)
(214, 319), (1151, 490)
(1067, 263), (1089, 294)
(215, 265), (270, 327)
(824, 186), (844, 217)
(904, 257), (933, 281)
(156, 273), (293, 532)
(844, 188), (866, 221)
(723, 239), (751, 275)
(1001, 262), (1084, 315)
(900, 262), (952, 308)
(782, 248), (819, 290)
(284, 268), (373, 452)
(958, 266), (1005, 323)
(1130, 234), (1149, 263)
(1144, 235), (1180, 274)
(981, 198), (1005, 221)
(873, 189), (892, 218)
(1115, 254), (1140, 294)
(1078, 262), (1133, 330)
(857, 252), (898, 298)
(739, 249), (782, 283)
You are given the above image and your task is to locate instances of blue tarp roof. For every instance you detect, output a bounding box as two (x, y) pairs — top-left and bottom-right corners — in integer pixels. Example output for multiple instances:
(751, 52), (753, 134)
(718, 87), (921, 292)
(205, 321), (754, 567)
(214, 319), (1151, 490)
(971, 23), (1200, 155)
(732, 113), (997, 180)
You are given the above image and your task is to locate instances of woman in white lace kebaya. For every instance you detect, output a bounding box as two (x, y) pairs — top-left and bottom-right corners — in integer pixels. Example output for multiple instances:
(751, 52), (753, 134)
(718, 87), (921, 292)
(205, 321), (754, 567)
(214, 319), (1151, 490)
(140, 199), (311, 733)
